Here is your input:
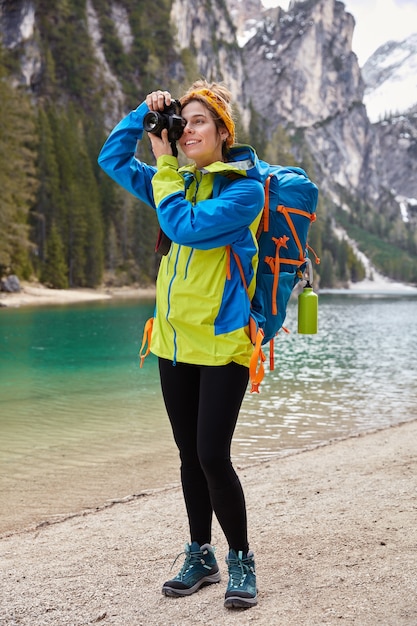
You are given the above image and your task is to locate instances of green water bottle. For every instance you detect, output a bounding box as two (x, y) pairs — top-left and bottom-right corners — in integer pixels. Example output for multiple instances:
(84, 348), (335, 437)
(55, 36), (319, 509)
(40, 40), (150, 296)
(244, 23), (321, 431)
(298, 280), (318, 334)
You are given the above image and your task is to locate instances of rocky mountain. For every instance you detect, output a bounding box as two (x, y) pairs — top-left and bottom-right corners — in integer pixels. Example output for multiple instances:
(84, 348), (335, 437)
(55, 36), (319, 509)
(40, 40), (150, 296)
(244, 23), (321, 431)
(361, 33), (417, 234)
(0, 0), (416, 287)
(362, 33), (417, 123)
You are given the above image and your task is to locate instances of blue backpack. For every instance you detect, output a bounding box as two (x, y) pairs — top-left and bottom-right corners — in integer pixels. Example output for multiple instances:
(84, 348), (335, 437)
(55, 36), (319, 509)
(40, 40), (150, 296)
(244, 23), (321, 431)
(233, 164), (319, 392)
(142, 164), (319, 389)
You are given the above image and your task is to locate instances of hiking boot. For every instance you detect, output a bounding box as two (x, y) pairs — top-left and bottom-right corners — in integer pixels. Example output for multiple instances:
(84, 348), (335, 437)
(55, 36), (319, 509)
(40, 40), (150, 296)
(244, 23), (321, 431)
(162, 542), (221, 597)
(224, 549), (257, 608)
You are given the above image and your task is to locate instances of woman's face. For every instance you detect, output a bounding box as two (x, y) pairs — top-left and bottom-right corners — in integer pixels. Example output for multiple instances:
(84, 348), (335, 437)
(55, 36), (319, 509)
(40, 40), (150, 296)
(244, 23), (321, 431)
(178, 100), (229, 168)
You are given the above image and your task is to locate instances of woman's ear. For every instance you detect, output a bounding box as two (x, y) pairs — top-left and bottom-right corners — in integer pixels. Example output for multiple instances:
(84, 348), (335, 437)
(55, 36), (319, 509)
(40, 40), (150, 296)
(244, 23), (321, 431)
(220, 129), (229, 143)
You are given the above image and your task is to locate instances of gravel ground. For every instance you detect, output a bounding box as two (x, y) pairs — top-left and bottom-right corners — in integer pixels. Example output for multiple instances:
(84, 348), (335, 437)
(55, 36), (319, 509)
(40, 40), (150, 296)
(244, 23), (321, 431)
(1, 420), (416, 626)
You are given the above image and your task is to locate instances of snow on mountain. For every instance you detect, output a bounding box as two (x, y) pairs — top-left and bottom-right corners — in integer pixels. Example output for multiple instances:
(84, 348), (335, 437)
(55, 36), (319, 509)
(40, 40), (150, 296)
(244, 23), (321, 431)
(226, 0), (266, 47)
(362, 33), (417, 123)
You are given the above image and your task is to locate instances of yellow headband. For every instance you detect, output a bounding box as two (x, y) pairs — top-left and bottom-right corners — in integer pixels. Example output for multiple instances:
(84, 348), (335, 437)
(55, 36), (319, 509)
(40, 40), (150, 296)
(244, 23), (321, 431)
(180, 88), (235, 147)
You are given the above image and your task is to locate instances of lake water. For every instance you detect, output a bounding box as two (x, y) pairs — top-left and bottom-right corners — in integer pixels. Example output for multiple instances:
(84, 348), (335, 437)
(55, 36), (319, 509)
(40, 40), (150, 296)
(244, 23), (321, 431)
(1, 292), (416, 533)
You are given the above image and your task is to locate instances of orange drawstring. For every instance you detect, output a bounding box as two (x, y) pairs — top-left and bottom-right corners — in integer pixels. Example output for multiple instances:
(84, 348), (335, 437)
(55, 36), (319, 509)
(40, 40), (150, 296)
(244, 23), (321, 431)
(139, 317), (154, 367)
(306, 243), (321, 265)
(249, 328), (266, 393)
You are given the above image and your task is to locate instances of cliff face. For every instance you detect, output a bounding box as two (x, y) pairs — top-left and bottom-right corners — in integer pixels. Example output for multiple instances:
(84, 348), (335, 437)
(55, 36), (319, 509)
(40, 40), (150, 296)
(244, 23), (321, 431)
(244, 0), (362, 127)
(240, 0), (371, 200)
(0, 0), (41, 88)
(169, 0), (250, 124)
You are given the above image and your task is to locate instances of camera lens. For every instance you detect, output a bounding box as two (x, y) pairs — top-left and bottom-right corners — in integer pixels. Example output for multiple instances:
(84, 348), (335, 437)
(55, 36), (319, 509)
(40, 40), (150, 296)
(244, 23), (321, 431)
(143, 111), (163, 133)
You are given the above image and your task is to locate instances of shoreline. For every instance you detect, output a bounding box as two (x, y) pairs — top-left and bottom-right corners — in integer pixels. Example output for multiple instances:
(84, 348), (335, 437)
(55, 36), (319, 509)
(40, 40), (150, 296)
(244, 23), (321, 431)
(1, 276), (417, 310)
(1, 418), (416, 625)
(0, 418), (414, 541)
(0, 282), (156, 309)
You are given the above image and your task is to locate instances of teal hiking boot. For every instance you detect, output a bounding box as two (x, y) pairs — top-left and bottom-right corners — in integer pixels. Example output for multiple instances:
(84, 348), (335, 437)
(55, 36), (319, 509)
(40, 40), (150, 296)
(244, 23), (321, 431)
(224, 549), (257, 609)
(162, 542), (221, 597)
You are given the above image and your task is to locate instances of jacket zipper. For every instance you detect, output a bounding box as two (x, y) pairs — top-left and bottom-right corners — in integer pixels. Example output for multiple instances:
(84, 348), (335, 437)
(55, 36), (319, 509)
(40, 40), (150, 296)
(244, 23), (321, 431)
(165, 172), (200, 364)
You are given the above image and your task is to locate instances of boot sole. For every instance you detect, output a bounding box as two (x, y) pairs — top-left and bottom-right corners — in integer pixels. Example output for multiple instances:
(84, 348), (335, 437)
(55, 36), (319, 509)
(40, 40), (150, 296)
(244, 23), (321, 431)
(224, 594), (258, 609)
(162, 571), (221, 597)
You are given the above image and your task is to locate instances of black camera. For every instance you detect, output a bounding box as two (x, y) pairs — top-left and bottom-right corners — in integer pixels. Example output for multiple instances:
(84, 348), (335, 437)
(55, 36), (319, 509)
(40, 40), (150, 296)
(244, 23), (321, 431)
(143, 99), (186, 143)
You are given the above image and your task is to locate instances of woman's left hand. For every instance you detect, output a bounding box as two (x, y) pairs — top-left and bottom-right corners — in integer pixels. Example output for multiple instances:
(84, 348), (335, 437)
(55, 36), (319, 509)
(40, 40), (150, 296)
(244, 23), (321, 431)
(148, 128), (172, 159)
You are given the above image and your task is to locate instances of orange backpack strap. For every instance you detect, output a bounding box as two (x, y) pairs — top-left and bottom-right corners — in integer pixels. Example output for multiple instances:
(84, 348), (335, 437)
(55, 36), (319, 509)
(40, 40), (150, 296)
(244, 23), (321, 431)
(269, 338), (275, 371)
(139, 317), (154, 367)
(270, 235), (289, 315)
(263, 174), (272, 233)
(277, 204), (316, 264)
(249, 327), (266, 393)
(268, 326), (290, 372)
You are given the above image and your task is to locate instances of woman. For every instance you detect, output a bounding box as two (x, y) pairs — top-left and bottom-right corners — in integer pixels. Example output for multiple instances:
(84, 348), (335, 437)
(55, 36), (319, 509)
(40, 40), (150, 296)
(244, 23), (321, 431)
(98, 80), (268, 609)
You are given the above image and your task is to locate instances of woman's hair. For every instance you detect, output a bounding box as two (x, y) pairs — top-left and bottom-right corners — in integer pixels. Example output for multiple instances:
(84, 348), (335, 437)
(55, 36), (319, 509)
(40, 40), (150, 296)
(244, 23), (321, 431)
(180, 79), (236, 156)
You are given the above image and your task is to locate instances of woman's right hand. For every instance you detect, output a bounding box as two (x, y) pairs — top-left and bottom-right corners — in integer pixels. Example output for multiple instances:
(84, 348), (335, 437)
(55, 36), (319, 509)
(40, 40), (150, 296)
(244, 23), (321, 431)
(145, 90), (174, 159)
(145, 90), (172, 111)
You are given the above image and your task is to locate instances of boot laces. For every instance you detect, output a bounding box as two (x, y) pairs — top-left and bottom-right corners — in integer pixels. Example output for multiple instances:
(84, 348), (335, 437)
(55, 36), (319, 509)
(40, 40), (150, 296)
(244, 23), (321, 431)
(171, 544), (210, 580)
(228, 554), (253, 588)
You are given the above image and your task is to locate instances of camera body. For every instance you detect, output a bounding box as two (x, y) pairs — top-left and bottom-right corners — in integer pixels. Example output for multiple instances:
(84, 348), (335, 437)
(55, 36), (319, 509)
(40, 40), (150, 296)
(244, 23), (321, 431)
(143, 99), (186, 142)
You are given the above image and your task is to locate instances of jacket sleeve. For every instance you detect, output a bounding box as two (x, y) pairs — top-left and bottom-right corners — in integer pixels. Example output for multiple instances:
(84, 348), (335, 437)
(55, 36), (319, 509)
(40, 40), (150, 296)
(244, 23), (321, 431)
(97, 102), (157, 208)
(152, 156), (265, 249)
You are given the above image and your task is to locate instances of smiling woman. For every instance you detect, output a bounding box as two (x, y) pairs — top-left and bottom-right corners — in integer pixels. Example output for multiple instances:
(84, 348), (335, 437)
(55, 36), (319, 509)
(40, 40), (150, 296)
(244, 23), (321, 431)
(98, 79), (268, 609)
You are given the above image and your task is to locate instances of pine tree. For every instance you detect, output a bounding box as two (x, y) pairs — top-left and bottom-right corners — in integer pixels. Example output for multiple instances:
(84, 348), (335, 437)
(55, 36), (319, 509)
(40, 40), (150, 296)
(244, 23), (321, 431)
(319, 250), (335, 288)
(40, 222), (68, 288)
(32, 106), (60, 265)
(0, 49), (38, 277)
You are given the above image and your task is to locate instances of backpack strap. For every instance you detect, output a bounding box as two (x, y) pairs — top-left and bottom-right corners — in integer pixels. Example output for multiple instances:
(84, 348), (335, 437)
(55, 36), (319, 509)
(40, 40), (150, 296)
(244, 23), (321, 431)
(155, 229), (172, 256)
(256, 174), (272, 239)
(265, 235), (290, 316)
(277, 204), (315, 263)
(226, 250), (266, 391)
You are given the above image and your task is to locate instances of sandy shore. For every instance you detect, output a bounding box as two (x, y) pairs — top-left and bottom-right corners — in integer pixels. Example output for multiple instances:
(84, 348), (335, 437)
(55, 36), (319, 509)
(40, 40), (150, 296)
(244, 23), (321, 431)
(0, 282), (156, 308)
(1, 419), (416, 625)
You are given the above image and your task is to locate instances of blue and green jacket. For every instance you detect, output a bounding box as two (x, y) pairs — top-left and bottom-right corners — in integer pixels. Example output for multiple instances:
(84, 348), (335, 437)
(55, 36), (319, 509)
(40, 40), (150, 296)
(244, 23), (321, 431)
(98, 102), (269, 367)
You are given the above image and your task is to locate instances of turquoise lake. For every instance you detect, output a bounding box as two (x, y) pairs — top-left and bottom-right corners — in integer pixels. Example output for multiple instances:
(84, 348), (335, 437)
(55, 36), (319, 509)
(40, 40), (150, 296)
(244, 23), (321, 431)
(1, 292), (416, 533)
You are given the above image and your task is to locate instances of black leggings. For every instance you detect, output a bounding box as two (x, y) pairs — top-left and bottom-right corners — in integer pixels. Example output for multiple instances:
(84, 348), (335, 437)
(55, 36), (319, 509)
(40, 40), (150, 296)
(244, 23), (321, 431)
(158, 358), (249, 554)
